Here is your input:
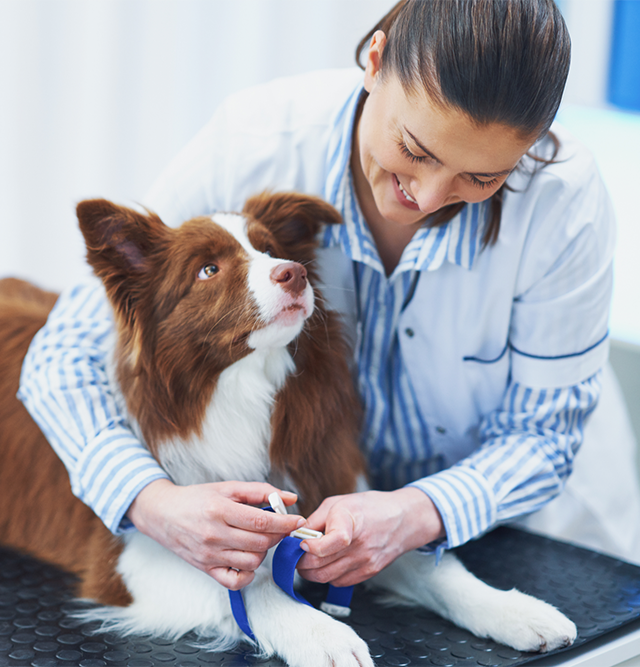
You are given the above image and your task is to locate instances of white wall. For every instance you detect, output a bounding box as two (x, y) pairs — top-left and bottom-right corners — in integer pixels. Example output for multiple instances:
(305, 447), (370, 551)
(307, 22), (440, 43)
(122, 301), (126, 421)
(2, 0), (636, 347)
(0, 0), (391, 291)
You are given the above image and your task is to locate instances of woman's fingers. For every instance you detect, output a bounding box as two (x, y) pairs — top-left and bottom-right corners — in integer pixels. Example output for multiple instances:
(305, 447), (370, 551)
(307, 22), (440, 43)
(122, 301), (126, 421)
(208, 566), (255, 590)
(127, 479), (307, 586)
(207, 546), (268, 572)
(224, 500), (305, 536)
(298, 544), (376, 587)
(219, 481), (298, 508)
(297, 499), (359, 583)
(302, 497), (355, 557)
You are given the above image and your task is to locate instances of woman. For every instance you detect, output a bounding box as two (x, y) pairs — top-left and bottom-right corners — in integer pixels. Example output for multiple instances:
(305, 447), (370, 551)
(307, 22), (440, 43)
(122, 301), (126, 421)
(19, 0), (640, 594)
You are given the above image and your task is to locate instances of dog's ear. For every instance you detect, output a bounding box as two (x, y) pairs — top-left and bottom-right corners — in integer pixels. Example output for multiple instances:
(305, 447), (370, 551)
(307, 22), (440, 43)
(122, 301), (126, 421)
(76, 199), (170, 324)
(243, 191), (342, 262)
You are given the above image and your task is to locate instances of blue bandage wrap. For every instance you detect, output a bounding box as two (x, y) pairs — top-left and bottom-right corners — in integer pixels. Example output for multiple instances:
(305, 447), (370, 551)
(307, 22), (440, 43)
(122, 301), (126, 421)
(272, 536), (313, 607)
(228, 589), (257, 642)
(324, 582), (354, 609)
(229, 533), (354, 641)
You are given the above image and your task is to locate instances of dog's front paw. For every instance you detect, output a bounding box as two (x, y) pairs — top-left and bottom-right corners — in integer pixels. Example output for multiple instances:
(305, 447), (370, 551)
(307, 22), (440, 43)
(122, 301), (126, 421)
(305, 617), (374, 667)
(487, 589), (577, 653)
(262, 606), (374, 667)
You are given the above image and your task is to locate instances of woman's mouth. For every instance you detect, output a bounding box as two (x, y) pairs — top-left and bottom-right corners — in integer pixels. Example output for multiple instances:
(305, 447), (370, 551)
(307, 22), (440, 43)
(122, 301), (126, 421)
(393, 175), (420, 210)
(398, 179), (417, 203)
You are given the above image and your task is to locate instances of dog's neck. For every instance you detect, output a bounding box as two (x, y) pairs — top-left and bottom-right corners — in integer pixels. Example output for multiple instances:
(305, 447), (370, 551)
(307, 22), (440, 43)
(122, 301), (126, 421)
(111, 344), (295, 485)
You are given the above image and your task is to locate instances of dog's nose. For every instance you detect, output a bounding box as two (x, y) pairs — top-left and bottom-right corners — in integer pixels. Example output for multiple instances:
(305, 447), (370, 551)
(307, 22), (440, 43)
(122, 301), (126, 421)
(270, 262), (307, 296)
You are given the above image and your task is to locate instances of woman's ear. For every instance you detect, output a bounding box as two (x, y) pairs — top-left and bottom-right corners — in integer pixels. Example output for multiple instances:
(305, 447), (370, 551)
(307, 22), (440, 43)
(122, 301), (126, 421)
(364, 30), (387, 93)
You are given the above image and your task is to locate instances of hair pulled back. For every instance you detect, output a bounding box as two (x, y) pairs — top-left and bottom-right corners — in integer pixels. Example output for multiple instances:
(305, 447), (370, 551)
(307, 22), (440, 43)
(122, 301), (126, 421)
(356, 0), (571, 245)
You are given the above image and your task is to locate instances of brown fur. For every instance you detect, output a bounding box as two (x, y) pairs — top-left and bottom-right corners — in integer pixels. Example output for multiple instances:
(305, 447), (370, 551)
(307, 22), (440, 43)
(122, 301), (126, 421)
(0, 192), (363, 606)
(0, 278), (131, 605)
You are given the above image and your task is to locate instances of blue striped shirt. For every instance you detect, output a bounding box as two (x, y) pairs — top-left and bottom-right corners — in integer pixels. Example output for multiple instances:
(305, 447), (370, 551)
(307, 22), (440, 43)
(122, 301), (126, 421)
(19, 283), (169, 533)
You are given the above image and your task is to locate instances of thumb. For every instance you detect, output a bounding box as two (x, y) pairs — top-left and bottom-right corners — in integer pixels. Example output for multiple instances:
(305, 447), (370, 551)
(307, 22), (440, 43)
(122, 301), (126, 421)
(302, 498), (354, 557)
(304, 497), (337, 532)
(220, 482), (296, 508)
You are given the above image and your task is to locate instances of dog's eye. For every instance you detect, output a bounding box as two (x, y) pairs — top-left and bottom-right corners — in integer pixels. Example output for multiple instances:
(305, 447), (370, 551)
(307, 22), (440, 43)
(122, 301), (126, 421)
(264, 247), (275, 258)
(198, 264), (219, 280)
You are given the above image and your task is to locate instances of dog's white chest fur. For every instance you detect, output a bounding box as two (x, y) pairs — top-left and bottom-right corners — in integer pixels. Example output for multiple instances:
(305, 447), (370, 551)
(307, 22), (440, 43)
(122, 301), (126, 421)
(156, 347), (295, 485)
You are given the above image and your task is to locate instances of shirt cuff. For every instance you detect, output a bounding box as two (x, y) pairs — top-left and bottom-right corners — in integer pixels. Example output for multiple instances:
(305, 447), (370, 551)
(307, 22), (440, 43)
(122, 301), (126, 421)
(75, 426), (170, 534)
(408, 466), (497, 549)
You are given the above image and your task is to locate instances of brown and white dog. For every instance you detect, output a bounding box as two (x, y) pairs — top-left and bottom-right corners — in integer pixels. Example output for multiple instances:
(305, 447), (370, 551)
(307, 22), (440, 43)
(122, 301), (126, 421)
(0, 193), (576, 666)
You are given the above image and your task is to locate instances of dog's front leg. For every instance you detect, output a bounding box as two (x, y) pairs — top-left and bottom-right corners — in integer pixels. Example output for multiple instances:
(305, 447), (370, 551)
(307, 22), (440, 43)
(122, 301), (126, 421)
(372, 549), (577, 653)
(243, 573), (373, 667)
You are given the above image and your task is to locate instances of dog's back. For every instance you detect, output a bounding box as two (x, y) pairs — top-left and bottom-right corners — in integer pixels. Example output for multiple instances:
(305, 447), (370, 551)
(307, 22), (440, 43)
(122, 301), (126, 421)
(0, 278), (129, 604)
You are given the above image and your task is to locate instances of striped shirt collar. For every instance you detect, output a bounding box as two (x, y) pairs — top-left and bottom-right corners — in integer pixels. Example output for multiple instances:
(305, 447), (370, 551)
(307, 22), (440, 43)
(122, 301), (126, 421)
(322, 80), (488, 275)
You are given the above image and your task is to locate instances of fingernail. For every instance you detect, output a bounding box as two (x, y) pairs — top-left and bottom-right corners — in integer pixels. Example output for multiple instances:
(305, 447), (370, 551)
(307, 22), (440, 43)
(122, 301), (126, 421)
(299, 541), (309, 552)
(296, 518), (306, 528)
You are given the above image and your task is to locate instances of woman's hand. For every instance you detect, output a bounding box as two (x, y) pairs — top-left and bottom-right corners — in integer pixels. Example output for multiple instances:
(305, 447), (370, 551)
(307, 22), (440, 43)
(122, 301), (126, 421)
(127, 478), (305, 590)
(296, 487), (445, 587)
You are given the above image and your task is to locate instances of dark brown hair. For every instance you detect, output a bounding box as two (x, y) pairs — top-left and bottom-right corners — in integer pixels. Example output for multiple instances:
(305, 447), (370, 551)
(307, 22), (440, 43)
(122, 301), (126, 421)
(356, 0), (571, 246)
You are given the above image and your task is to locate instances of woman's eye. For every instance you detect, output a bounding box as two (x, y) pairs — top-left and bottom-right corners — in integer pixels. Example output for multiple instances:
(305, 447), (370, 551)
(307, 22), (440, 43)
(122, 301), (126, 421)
(468, 175), (499, 189)
(198, 264), (219, 280)
(398, 141), (430, 164)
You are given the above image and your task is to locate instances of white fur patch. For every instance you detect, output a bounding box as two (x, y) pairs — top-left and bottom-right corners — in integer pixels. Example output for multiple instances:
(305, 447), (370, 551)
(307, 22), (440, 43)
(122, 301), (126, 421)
(371, 550), (577, 653)
(81, 535), (375, 666)
(80, 532), (240, 644)
(210, 213), (258, 257)
(247, 320), (307, 350)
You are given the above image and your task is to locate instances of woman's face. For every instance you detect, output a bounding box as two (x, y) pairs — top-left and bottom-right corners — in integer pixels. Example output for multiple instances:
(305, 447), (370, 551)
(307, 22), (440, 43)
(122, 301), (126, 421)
(353, 31), (537, 230)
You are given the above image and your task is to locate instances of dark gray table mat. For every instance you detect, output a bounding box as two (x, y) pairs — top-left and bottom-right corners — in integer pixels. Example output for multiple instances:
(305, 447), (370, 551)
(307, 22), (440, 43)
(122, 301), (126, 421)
(1, 527), (639, 666)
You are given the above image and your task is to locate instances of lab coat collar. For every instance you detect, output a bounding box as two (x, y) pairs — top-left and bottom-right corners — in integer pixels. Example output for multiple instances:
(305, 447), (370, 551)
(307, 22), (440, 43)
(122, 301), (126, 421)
(322, 198), (487, 276)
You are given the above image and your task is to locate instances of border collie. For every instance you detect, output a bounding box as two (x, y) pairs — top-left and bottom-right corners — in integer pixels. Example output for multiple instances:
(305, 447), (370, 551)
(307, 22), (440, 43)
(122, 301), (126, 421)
(0, 192), (576, 666)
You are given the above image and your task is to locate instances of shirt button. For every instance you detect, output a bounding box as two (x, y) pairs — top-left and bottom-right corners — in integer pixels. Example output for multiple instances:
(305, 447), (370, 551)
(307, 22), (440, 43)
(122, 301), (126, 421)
(405, 328), (415, 338)
(436, 426), (446, 434)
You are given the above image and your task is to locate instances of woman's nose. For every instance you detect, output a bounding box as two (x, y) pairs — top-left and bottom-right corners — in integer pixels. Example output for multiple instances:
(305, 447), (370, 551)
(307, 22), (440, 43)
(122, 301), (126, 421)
(411, 172), (455, 214)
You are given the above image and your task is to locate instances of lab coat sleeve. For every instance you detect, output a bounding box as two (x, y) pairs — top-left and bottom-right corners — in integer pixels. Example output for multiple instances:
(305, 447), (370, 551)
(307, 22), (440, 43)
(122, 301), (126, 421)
(508, 154), (614, 388)
(17, 280), (170, 534)
(409, 372), (601, 549)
